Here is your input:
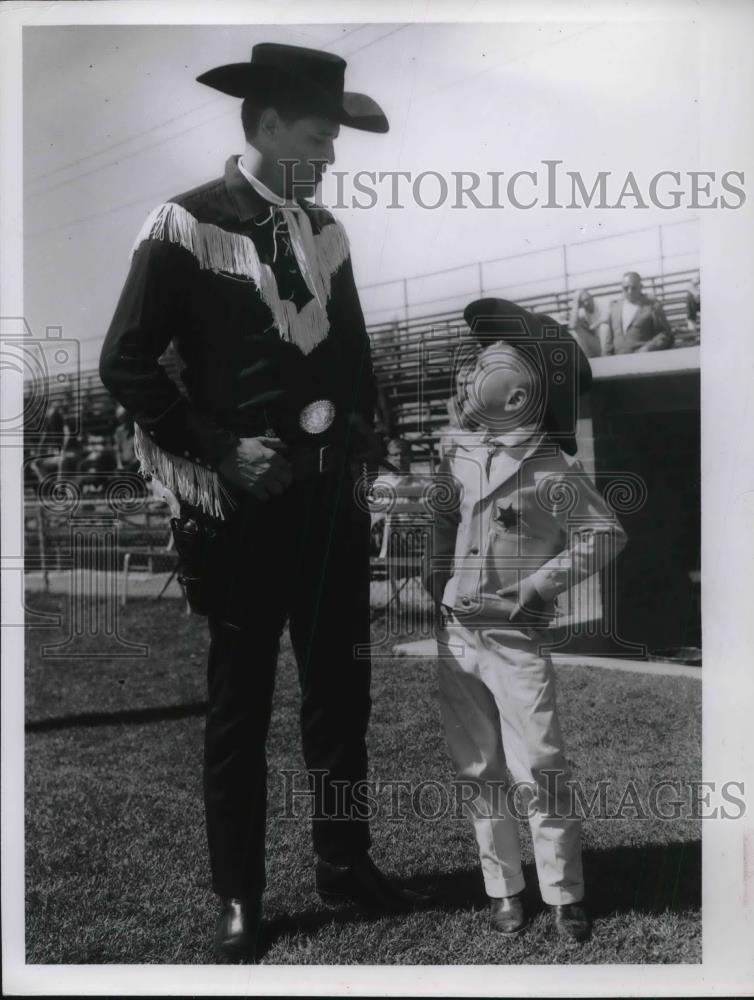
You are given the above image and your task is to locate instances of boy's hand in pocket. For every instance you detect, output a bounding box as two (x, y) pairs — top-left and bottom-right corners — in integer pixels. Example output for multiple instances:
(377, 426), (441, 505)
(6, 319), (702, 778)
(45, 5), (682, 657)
(496, 577), (550, 626)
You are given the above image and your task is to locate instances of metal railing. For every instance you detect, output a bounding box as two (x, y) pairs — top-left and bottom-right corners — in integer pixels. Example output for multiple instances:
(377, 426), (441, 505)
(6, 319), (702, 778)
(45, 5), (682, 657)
(22, 219), (700, 477)
(359, 219), (699, 325)
(366, 265), (699, 452)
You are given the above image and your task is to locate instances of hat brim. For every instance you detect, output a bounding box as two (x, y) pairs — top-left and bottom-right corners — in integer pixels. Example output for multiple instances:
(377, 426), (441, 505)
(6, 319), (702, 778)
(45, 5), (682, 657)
(196, 63), (389, 133)
(463, 297), (592, 455)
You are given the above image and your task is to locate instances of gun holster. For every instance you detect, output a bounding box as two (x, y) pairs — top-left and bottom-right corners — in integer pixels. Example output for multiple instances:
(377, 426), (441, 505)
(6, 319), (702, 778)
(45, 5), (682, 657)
(169, 513), (222, 616)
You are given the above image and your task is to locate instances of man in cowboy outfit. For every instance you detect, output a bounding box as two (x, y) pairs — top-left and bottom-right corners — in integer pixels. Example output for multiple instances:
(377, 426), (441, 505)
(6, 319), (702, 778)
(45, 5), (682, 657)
(100, 43), (426, 962)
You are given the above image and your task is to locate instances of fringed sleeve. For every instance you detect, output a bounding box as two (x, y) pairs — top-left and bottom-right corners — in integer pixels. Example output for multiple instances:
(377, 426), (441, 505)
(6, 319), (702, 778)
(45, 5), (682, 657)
(100, 204), (240, 518)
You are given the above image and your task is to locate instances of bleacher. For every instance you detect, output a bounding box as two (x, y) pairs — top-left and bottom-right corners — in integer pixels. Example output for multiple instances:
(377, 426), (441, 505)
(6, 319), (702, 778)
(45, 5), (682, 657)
(27, 267), (698, 457)
(23, 264), (698, 606)
(25, 267), (699, 474)
(368, 267), (699, 467)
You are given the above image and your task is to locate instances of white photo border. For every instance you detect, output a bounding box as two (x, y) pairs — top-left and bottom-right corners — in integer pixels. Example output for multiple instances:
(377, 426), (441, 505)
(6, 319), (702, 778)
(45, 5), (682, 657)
(2, 0), (754, 995)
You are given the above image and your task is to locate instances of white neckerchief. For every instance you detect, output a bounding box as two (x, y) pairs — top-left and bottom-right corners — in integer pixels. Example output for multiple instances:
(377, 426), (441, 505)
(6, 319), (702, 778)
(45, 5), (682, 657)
(237, 157), (325, 308)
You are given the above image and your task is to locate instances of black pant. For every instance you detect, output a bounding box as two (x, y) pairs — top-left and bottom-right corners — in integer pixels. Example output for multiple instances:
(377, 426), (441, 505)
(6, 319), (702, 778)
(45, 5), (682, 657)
(201, 469), (372, 898)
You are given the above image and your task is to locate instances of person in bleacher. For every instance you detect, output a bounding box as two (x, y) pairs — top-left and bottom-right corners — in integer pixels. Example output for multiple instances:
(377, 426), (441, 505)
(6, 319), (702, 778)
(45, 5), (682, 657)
(603, 271), (675, 354)
(30, 397), (72, 482)
(78, 397), (117, 480)
(685, 274), (700, 337)
(113, 405), (140, 474)
(569, 289), (608, 358)
(374, 379), (397, 442)
(369, 437), (410, 557)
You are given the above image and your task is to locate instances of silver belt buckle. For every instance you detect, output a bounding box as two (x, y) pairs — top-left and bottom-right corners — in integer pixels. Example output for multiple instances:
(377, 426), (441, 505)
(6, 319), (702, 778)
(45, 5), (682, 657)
(318, 444), (331, 473)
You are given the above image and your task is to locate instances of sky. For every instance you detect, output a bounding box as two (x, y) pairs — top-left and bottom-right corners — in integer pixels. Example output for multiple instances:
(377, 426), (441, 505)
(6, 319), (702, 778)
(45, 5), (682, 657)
(23, 20), (701, 371)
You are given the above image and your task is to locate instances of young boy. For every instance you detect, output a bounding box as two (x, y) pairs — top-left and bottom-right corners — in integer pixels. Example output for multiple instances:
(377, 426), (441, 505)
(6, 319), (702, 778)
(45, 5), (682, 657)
(424, 298), (627, 943)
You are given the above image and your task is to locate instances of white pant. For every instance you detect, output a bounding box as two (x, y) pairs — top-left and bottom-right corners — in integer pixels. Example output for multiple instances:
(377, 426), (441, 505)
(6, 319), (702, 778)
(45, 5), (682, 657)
(437, 617), (584, 905)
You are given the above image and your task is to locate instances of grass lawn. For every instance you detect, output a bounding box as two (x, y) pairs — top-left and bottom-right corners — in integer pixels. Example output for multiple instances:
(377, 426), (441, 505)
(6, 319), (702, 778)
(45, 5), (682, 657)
(24, 594), (701, 965)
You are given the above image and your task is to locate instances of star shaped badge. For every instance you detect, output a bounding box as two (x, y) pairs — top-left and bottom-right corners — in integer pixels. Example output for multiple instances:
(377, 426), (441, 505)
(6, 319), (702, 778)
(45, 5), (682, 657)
(494, 503), (519, 531)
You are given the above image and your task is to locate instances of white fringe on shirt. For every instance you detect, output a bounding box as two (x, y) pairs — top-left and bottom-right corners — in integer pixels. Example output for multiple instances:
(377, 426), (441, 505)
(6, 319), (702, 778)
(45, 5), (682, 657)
(127, 201), (350, 519)
(133, 421), (231, 520)
(130, 200), (349, 356)
(130, 343), (232, 519)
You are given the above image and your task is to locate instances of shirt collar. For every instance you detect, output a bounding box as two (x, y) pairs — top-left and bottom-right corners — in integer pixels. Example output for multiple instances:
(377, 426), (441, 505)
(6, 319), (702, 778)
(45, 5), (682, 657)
(225, 154), (315, 222)
(236, 157), (304, 210)
(485, 427), (542, 448)
(224, 155), (274, 222)
(457, 426), (544, 451)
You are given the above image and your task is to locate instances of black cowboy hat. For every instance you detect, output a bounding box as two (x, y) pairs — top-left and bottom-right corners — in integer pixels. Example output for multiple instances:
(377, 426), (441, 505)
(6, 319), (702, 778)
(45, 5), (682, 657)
(197, 42), (389, 134)
(462, 298), (593, 455)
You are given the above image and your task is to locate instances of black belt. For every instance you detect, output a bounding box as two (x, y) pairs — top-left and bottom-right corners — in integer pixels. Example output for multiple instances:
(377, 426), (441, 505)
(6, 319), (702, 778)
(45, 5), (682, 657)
(287, 443), (341, 481)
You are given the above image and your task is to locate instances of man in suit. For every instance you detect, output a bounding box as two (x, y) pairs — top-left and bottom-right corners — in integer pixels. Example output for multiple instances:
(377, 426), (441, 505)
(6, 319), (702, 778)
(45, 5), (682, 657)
(604, 271), (675, 354)
(100, 43), (426, 963)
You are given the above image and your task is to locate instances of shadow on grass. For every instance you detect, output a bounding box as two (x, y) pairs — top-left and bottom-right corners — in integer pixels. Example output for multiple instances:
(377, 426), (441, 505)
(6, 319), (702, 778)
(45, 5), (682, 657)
(584, 839), (700, 917)
(477, 841), (699, 918)
(259, 876), (448, 954)
(416, 839), (700, 918)
(259, 839), (699, 953)
(26, 700), (207, 732)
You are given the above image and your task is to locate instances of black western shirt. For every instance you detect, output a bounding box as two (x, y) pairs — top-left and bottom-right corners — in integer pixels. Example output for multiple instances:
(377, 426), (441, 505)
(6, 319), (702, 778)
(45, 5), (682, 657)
(99, 155), (378, 511)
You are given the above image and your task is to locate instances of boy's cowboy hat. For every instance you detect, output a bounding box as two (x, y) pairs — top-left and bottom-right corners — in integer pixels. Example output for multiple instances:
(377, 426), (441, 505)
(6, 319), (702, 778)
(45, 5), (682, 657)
(197, 42), (389, 134)
(463, 298), (593, 455)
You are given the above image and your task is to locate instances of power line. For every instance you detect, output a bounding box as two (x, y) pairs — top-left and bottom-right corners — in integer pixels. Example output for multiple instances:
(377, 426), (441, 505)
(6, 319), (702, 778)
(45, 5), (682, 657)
(26, 30), (360, 188)
(27, 26), (411, 236)
(25, 106), (237, 200)
(25, 25), (373, 198)
(343, 24), (411, 57)
(26, 187), (171, 240)
(26, 95), (228, 187)
(420, 23), (606, 103)
(324, 23), (372, 48)
(360, 218), (699, 290)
